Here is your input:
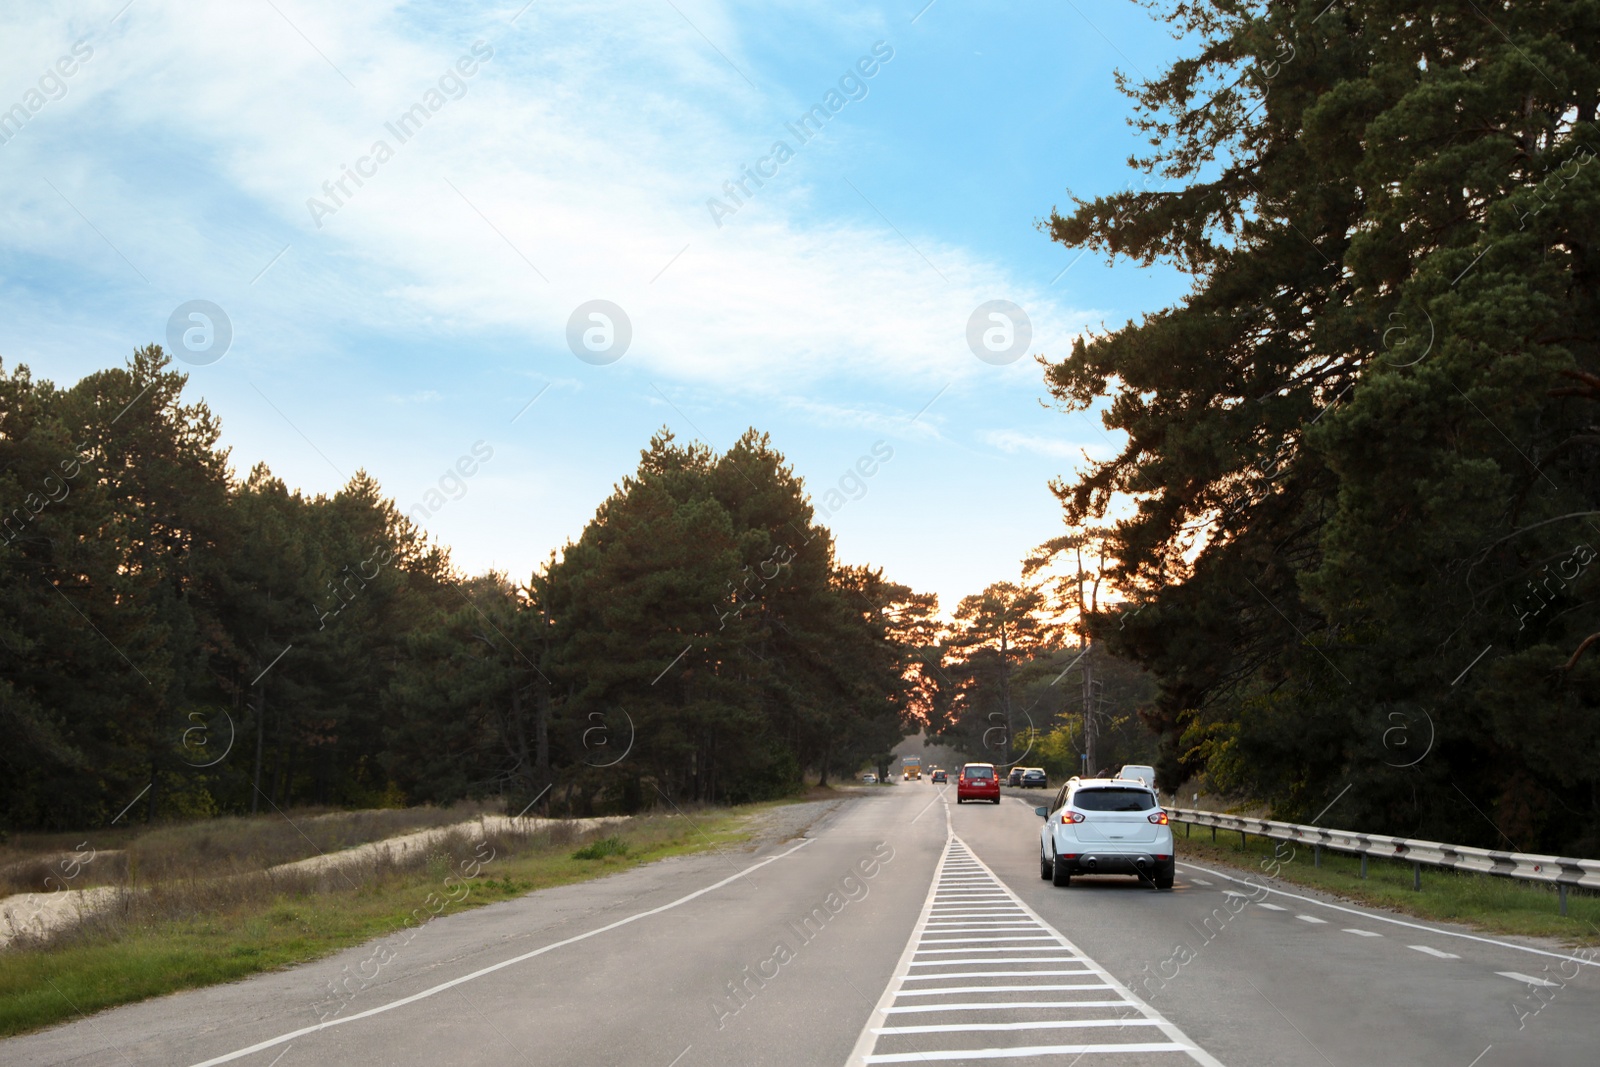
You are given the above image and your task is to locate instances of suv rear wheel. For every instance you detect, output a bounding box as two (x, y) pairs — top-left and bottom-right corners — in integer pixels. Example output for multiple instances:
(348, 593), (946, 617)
(1154, 859), (1174, 890)
(1051, 851), (1072, 887)
(1039, 849), (1052, 880)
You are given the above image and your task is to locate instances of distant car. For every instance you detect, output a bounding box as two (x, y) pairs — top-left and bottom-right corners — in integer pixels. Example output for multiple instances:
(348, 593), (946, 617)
(861, 773), (877, 784)
(1007, 767), (1025, 787)
(931, 769), (947, 783)
(1037, 777), (1173, 889)
(957, 763), (1000, 804)
(1117, 764), (1157, 790)
(1020, 768), (1048, 789)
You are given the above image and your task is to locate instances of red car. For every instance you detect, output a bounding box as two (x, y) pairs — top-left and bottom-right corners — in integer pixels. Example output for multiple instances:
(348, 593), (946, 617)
(956, 762), (1000, 804)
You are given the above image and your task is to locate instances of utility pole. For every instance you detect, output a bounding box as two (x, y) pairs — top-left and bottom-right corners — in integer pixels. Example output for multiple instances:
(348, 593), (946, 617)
(1083, 651), (1096, 777)
(1000, 622), (1013, 771)
(1073, 536), (1096, 778)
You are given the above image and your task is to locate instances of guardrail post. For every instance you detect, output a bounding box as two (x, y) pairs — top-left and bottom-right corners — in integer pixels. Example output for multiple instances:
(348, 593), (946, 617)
(1313, 844), (1321, 868)
(1185, 822), (1190, 838)
(1413, 861), (1421, 891)
(1560, 884), (1568, 917)
(1211, 826), (1216, 843)
(1359, 855), (1367, 879)
(1240, 830), (1248, 848)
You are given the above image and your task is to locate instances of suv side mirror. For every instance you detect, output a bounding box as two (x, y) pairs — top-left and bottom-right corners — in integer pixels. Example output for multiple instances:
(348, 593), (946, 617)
(1034, 806), (1048, 818)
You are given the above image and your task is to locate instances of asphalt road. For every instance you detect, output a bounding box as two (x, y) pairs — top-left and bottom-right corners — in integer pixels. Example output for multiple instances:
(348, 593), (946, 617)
(7, 786), (1598, 1066)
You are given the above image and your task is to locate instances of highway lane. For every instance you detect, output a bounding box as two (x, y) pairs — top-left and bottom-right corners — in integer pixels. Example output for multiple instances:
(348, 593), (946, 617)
(6, 793), (948, 1067)
(958, 790), (1600, 1067)
(6, 785), (1597, 1066)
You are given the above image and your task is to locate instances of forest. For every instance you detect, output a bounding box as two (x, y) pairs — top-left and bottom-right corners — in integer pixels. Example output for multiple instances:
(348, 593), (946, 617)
(1043, 0), (1600, 855)
(1, 349), (972, 827)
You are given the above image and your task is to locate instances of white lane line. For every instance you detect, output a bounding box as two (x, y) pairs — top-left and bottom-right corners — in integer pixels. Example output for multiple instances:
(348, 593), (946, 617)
(875, 1019), (1163, 1036)
(920, 936), (1058, 944)
(1497, 971), (1561, 988)
(865, 1043), (1190, 1063)
(185, 838), (815, 1067)
(1409, 945), (1461, 959)
(1296, 915), (1328, 924)
(935, 886), (1007, 891)
(1178, 860), (1600, 970)
(900, 972), (1095, 983)
(1343, 929), (1382, 937)
(887, 1000), (1129, 1013)
(929, 911), (1022, 916)
(915, 953), (1062, 959)
(894, 983), (1112, 996)
(889, 1004), (1126, 1011)
(907, 958), (1082, 967)
(1190, 878), (1213, 886)
(1256, 903), (1287, 911)
(926, 913), (1028, 919)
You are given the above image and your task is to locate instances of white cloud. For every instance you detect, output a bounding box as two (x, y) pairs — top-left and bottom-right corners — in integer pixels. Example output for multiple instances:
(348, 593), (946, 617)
(0, 0), (1092, 397)
(980, 428), (1102, 460)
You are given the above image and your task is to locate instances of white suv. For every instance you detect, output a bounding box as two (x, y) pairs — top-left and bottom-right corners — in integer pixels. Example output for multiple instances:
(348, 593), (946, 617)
(1036, 777), (1174, 889)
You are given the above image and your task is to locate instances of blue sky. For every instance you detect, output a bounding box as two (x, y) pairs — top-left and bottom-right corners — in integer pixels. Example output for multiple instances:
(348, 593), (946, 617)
(0, 0), (1191, 615)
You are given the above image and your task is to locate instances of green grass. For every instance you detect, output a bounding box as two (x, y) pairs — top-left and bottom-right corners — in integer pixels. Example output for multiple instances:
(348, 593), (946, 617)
(571, 836), (629, 860)
(1173, 820), (1600, 946)
(0, 806), (768, 1038)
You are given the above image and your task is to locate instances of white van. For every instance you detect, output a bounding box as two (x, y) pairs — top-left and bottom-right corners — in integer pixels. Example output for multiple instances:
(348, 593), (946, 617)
(1117, 764), (1157, 789)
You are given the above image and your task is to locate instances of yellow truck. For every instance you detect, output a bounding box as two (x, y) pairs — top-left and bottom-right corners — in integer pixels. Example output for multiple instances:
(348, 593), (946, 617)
(902, 756), (921, 781)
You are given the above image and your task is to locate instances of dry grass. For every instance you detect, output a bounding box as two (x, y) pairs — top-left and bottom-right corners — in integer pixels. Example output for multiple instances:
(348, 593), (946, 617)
(0, 801), (501, 894)
(0, 808), (760, 1037)
(5, 816), (588, 954)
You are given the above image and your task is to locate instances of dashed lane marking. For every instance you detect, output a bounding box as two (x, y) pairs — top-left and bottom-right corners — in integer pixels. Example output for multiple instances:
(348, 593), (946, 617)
(1497, 971), (1560, 988)
(1409, 945), (1461, 959)
(1177, 860), (1600, 971)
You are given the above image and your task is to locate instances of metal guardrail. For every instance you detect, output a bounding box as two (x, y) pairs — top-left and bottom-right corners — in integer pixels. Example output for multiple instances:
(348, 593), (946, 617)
(1169, 807), (1600, 915)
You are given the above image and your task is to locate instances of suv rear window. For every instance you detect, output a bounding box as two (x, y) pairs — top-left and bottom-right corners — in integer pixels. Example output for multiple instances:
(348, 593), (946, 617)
(1071, 787), (1155, 811)
(963, 766), (994, 779)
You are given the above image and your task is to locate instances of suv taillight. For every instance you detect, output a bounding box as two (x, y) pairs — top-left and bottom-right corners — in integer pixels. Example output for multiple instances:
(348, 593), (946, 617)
(1148, 811), (1169, 825)
(1061, 811), (1085, 824)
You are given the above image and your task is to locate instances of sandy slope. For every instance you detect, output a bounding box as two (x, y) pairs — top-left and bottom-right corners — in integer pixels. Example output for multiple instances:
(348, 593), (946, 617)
(0, 814), (628, 949)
